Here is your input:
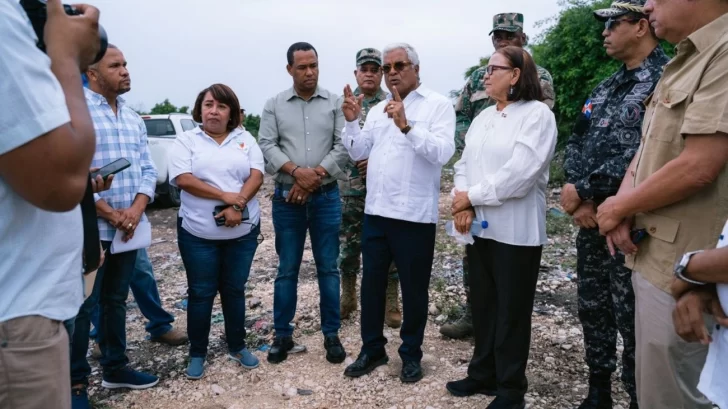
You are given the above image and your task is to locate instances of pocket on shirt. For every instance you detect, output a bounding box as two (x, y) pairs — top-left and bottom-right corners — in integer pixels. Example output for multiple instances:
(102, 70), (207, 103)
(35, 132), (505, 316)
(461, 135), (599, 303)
(650, 89), (689, 143)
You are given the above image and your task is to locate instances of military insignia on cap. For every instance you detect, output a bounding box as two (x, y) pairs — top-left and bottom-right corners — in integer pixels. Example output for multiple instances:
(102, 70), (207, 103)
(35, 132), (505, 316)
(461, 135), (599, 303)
(594, 0), (646, 21)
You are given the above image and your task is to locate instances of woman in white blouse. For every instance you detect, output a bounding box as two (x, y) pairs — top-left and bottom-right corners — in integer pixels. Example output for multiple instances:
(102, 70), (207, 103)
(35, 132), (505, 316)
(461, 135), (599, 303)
(446, 46), (557, 409)
(168, 84), (265, 379)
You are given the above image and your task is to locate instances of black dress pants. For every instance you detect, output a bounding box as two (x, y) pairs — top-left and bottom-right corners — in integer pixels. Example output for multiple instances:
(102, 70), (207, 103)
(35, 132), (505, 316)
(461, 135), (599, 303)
(466, 237), (542, 400)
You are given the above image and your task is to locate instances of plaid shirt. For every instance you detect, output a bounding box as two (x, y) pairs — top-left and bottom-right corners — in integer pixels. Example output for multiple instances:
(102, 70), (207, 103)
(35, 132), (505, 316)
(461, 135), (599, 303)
(86, 88), (158, 241)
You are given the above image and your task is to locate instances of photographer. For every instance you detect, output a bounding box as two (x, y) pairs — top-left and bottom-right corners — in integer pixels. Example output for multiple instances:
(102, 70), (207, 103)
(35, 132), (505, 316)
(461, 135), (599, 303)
(0, 0), (101, 408)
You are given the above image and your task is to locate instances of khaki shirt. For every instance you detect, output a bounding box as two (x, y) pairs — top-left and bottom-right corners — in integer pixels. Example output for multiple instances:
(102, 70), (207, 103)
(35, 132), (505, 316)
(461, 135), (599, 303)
(626, 13), (728, 292)
(258, 86), (348, 185)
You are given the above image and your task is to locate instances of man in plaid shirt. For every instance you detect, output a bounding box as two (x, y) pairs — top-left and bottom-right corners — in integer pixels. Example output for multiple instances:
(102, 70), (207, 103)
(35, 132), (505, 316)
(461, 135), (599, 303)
(69, 45), (159, 408)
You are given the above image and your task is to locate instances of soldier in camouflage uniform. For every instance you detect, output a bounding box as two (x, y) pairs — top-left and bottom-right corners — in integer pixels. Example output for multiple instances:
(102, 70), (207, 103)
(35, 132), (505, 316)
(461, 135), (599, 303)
(338, 48), (402, 328)
(440, 12), (556, 339)
(561, 2), (669, 408)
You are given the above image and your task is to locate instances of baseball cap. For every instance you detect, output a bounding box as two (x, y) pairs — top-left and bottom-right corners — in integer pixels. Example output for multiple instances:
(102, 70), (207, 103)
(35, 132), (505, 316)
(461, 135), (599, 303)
(356, 48), (382, 66)
(594, 0), (646, 21)
(489, 13), (524, 35)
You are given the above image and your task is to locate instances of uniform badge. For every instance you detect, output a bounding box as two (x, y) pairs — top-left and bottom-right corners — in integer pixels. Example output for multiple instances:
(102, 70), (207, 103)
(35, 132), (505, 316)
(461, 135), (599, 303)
(582, 99), (593, 119)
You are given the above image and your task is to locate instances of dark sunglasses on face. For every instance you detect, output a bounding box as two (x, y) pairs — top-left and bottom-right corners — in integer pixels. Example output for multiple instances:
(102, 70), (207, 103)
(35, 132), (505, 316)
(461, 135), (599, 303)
(604, 17), (640, 31)
(382, 61), (413, 74)
(485, 65), (512, 75)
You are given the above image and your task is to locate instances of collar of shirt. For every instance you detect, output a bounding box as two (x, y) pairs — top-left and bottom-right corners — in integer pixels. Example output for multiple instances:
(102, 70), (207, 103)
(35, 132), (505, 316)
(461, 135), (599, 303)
(84, 87), (125, 109)
(284, 85), (329, 101)
(684, 12), (728, 54)
(191, 125), (245, 147)
(354, 87), (387, 104)
(385, 84), (431, 102)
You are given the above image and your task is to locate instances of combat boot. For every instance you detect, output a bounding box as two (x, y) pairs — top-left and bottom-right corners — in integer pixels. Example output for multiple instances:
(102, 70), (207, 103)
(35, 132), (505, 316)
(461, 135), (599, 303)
(340, 274), (358, 319)
(577, 373), (613, 409)
(385, 277), (402, 328)
(439, 305), (473, 339)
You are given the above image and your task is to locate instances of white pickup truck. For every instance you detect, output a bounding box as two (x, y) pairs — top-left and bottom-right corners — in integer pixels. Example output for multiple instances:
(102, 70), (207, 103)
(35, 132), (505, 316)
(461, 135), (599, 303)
(142, 113), (199, 207)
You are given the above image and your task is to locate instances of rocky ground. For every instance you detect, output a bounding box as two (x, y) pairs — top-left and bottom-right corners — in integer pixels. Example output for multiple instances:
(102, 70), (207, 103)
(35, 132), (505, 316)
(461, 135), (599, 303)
(85, 173), (633, 409)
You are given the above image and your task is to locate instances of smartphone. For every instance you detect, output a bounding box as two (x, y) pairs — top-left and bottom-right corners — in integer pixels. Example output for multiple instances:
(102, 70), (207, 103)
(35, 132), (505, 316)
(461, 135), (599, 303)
(213, 205), (249, 226)
(91, 158), (131, 180)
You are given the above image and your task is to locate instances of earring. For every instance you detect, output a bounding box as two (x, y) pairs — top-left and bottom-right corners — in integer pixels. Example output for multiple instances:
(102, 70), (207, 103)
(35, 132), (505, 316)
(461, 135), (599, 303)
(509, 86), (515, 96)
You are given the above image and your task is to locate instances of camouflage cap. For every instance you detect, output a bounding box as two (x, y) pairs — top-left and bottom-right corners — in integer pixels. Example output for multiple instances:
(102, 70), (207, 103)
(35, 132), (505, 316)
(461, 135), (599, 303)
(356, 48), (382, 67)
(594, 0), (646, 21)
(489, 13), (524, 35)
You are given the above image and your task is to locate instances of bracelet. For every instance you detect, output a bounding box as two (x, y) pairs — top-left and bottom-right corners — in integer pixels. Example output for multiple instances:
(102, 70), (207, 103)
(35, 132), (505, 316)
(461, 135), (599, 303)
(291, 166), (300, 176)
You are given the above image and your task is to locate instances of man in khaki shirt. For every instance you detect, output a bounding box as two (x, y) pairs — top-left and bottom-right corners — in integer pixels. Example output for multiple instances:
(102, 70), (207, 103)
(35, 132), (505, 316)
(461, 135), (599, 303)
(595, 0), (728, 407)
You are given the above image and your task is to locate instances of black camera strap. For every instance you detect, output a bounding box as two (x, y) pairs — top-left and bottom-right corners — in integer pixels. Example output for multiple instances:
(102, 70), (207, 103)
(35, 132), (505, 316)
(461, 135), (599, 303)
(81, 174), (100, 274)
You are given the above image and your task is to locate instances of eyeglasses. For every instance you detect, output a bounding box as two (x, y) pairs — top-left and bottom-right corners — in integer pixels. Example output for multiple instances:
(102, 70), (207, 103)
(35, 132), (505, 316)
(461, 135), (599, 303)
(382, 61), (413, 74)
(604, 17), (640, 32)
(485, 65), (513, 75)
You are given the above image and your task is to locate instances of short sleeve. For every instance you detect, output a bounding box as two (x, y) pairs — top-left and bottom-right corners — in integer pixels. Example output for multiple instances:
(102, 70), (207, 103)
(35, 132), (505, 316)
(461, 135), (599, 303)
(682, 48), (728, 135)
(168, 131), (195, 186)
(244, 132), (265, 173)
(0, 1), (71, 155)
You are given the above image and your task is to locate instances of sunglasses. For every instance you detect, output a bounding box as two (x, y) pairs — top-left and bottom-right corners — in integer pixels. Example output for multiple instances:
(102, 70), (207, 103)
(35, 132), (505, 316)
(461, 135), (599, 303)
(382, 61), (413, 74)
(604, 17), (640, 31)
(485, 65), (513, 75)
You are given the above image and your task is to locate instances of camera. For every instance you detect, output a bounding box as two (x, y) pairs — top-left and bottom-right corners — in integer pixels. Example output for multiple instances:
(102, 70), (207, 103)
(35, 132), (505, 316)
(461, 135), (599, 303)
(20, 0), (108, 64)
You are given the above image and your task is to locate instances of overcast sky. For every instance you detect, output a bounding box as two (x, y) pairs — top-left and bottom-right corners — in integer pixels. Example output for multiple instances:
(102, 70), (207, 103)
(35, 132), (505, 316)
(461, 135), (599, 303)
(83, 0), (563, 114)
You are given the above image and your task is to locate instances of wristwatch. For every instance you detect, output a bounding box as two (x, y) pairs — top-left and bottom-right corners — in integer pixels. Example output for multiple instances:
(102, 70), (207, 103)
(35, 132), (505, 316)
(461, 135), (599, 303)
(674, 250), (707, 285)
(400, 121), (413, 135)
(232, 204), (244, 212)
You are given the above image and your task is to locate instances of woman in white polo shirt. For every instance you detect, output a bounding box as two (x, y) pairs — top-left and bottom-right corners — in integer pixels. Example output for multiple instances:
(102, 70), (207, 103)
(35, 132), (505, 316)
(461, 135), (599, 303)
(445, 47), (557, 408)
(168, 84), (264, 379)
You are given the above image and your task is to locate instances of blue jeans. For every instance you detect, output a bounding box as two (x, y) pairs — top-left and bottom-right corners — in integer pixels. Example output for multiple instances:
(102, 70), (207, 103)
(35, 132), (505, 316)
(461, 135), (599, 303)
(272, 185), (342, 338)
(177, 219), (260, 358)
(90, 249), (174, 340)
(70, 242), (137, 384)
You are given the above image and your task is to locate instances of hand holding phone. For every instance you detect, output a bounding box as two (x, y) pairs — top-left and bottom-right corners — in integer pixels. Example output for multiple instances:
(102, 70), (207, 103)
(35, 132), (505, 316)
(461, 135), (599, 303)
(91, 158), (131, 180)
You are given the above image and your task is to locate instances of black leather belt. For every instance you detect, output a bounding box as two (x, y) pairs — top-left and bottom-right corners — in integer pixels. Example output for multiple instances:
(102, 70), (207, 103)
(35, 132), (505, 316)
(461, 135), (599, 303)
(275, 181), (337, 194)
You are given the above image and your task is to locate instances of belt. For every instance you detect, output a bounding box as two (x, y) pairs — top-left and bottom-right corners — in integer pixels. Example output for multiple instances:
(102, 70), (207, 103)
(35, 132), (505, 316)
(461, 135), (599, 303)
(275, 181), (337, 194)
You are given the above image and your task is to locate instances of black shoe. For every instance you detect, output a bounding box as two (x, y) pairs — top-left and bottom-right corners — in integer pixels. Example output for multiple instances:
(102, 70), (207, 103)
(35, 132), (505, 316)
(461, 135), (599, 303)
(324, 335), (346, 364)
(629, 401), (638, 409)
(343, 352), (389, 378)
(486, 396), (526, 409)
(267, 336), (294, 364)
(446, 377), (497, 397)
(400, 360), (423, 383)
(578, 375), (612, 409)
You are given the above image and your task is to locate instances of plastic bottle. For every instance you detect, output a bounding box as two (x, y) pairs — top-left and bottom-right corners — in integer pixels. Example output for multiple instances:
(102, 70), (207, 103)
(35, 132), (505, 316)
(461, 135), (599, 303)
(444, 220), (489, 245)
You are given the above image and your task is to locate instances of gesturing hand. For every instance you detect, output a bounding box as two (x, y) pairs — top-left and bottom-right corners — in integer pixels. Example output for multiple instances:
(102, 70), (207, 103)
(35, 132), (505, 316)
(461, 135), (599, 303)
(342, 84), (363, 122)
(384, 86), (407, 130)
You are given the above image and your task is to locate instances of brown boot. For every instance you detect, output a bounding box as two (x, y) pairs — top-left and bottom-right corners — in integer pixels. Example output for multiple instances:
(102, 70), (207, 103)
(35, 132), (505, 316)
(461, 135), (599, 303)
(340, 274), (358, 319)
(439, 305), (473, 339)
(150, 327), (188, 346)
(385, 277), (402, 328)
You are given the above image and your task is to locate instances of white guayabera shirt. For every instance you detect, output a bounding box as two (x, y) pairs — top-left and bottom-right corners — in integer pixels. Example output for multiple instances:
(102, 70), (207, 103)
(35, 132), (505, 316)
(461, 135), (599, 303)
(697, 219), (728, 409)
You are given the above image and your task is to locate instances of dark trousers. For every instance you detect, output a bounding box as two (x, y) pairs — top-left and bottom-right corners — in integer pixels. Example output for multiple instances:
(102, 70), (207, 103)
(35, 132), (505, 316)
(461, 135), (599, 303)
(467, 237), (542, 400)
(360, 215), (436, 362)
(177, 219), (260, 358)
(70, 242), (137, 384)
(576, 228), (636, 399)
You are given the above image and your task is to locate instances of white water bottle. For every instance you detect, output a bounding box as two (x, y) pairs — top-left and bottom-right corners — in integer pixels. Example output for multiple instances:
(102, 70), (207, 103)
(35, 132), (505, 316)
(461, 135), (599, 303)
(444, 220), (488, 245)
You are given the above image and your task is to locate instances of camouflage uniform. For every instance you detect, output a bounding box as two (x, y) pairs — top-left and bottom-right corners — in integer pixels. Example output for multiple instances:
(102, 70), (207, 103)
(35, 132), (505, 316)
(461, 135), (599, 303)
(442, 12), (556, 339)
(564, 43), (669, 405)
(338, 48), (401, 327)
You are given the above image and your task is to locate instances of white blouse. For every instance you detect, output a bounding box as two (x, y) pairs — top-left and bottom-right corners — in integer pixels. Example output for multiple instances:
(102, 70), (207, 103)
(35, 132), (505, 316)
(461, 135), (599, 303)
(168, 127), (265, 240)
(697, 220), (728, 409)
(454, 100), (557, 246)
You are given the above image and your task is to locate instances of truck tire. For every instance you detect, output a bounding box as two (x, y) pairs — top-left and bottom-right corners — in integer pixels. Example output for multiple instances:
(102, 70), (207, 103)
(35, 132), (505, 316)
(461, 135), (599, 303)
(161, 176), (181, 208)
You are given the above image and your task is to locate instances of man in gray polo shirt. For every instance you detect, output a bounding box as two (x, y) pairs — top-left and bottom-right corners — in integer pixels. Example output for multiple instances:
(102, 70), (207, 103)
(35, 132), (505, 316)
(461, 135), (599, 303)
(259, 41), (349, 365)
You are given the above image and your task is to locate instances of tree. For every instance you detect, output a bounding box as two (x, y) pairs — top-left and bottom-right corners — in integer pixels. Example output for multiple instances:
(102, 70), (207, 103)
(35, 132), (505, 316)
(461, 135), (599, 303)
(464, 56), (490, 80)
(531, 0), (674, 148)
(243, 114), (261, 138)
(148, 99), (189, 115)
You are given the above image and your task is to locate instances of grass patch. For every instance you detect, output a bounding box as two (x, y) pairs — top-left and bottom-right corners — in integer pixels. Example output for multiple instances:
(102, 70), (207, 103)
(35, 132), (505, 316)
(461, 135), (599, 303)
(432, 277), (446, 292)
(546, 211), (574, 237)
(549, 151), (566, 187)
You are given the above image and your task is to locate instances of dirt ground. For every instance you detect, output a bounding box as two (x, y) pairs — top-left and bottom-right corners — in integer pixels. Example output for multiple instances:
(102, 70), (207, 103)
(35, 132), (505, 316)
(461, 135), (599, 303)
(84, 175), (633, 409)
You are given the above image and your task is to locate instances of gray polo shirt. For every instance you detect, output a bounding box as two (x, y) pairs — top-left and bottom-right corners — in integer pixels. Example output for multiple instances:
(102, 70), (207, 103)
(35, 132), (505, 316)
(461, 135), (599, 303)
(258, 86), (348, 185)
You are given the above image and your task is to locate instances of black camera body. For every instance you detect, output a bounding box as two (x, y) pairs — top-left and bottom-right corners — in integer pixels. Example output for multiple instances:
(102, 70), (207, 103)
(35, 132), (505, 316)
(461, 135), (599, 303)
(20, 0), (108, 64)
